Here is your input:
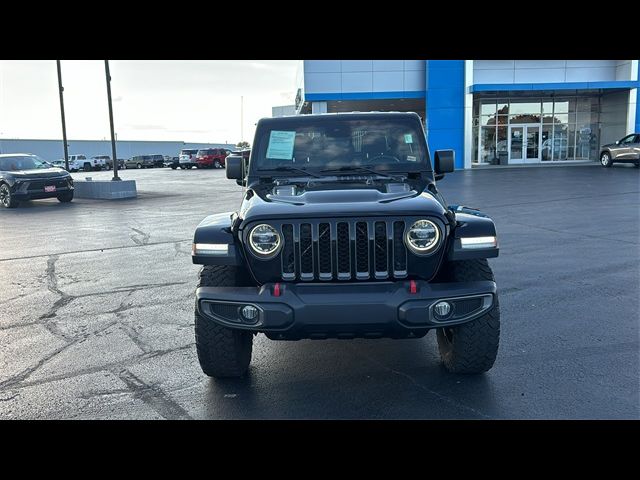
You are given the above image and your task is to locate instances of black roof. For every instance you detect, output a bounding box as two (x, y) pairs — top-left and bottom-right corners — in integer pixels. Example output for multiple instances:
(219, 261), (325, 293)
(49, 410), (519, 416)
(258, 111), (422, 127)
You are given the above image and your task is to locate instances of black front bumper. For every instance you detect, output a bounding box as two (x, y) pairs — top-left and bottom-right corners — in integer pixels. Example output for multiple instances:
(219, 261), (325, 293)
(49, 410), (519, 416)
(196, 280), (497, 340)
(13, 184), (73, 200)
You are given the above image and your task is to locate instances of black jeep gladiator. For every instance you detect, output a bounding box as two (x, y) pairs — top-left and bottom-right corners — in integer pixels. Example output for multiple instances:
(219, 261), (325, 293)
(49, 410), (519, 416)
(191, 112), (500, 378)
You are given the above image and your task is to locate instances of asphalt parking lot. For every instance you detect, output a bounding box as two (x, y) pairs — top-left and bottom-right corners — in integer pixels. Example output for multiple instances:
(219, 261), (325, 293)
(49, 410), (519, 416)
(0, 164), (638, 419)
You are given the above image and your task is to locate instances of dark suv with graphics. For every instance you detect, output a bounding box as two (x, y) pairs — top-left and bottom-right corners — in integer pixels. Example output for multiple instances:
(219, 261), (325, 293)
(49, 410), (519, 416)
(191, 113), (501, 378)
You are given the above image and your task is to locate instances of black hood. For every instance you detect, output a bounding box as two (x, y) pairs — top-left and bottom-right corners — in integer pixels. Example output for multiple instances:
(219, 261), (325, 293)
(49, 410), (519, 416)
(2, 168), (70, 179)
(238, 186), (448, 226)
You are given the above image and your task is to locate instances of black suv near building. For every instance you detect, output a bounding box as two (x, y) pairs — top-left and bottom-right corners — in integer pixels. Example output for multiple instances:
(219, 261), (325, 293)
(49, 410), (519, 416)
(191, 113), (500, 377)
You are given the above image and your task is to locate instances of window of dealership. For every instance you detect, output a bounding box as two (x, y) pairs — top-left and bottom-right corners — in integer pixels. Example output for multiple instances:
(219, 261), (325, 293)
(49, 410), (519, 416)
(471, 95), (602, 166)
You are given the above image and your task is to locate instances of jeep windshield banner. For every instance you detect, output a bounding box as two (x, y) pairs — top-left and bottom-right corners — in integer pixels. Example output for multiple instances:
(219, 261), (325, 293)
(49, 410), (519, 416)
(256, 117), (430, 172)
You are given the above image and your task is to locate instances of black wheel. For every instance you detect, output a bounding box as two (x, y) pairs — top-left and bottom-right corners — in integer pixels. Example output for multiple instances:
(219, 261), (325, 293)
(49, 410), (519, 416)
(195, 265), (253, 378)
(57, 191), (74, 203)
(436, 258), (500, 374)
(0, 183), (19, 208)
(83, 163), (92, 172)
(600, 152), (612, 167)
(137, 163), (142, 169)
(214, 160), (221, 169)
(187, 166), (193, 169)
(171, 165), (177, 170)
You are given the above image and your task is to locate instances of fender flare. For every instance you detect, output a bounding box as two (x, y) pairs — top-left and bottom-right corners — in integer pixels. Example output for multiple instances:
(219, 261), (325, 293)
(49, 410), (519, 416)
(192, 212), (244, 266)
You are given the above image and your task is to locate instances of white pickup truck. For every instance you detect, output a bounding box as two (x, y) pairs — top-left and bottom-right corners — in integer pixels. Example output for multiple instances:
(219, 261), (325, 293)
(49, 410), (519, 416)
(68, 154), (107, 171)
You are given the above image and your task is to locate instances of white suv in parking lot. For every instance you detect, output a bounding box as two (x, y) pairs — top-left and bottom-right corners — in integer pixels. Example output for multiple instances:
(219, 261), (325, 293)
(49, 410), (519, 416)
(51, 159), (82, 172)
(178, 149), (198, 169)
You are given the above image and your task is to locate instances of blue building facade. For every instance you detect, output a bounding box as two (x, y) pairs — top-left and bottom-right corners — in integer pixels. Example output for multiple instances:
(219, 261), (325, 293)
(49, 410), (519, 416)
(296, 60), (639, 169)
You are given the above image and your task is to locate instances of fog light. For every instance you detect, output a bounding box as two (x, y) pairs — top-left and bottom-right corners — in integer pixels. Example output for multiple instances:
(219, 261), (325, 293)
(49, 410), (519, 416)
(241, 305), (259, 321)
(434, 301), (452, 318)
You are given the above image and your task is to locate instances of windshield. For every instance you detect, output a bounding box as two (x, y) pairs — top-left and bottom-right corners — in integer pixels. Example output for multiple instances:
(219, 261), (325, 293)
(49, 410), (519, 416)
(0, 155), (51, 171)
(181, 149), (198, 155)
(254, 117), (429, 173)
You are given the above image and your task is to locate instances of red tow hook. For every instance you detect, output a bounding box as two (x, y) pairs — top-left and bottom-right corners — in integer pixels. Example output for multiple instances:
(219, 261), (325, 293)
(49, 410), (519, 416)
(273, 283), (281, 297)
(409, 280), (417, 294)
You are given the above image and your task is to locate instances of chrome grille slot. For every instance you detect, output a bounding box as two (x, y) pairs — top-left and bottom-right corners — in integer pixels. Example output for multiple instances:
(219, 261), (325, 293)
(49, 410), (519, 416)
(336, 222), (351, 280)
(299, 223), (313, 281)
(355, 221), (369, 280)
(374, 221), (388, 279)
(393, 221), (407, 277)
(281, 224), (295, 281)
(318, 223), (332, 280)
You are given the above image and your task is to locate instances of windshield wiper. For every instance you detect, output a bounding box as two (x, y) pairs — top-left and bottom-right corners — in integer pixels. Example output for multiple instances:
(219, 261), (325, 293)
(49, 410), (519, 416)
(320, 165), (395, 179)
(267, 166), (321, 178)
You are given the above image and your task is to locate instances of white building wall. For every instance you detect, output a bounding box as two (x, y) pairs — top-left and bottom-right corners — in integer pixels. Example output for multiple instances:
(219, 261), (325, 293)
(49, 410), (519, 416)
(303, 60), (425, 95)
(473, 60), (631, 84)
(272, 105), (296, 117)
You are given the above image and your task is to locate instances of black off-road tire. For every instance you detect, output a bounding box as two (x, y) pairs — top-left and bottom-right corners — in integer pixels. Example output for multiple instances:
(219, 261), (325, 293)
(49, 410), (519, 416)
(436, 258), (500, 374)
(195, 265), (253, 378)
(57, 191), (74, 203)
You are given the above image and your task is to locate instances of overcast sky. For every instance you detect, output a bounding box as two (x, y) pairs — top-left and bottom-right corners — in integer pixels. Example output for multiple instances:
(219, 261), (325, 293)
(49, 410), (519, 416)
(0, 60), (299, 144)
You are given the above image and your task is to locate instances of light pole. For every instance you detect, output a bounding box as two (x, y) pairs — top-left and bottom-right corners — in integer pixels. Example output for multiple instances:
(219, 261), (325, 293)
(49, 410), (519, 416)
(56, 61), (69, 171)
(240, 95), (244, 144)
(104, 60), (120, 181)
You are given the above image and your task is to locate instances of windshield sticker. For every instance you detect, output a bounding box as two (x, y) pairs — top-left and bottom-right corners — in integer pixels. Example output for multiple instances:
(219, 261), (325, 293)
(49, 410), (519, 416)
(404, 134), (413, 144)
(407, 155), (417, 162)
(266, 131), (296, 160)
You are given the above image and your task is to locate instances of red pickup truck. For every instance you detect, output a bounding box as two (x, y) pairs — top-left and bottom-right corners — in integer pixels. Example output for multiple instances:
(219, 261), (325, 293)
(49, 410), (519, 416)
(196, 148), (228, 169)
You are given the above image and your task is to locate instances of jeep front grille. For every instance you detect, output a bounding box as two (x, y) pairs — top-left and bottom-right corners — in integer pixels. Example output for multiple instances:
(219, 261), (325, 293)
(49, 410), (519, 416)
(279, 219), (408, 281)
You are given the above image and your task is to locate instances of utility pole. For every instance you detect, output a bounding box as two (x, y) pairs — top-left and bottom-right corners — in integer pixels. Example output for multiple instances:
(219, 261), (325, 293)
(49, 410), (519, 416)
(104, 60), (120, 181)
(240, 95), (244, 144)
(56, 61), (69, 171)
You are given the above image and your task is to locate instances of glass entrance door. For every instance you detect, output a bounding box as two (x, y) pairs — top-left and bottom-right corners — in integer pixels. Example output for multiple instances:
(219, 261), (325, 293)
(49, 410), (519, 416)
(525, 125), (540, 162)
(509, 125), (541, 164)
(509, 126), (524, 163)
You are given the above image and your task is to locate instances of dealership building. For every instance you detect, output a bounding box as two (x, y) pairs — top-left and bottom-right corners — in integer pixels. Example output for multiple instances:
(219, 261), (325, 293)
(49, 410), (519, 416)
(292, 60), (639, 169)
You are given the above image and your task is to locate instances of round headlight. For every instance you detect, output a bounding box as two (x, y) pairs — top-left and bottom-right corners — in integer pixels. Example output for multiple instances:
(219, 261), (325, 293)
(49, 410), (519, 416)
(248, 224), (281, 257)
(404, 220), (441, 255)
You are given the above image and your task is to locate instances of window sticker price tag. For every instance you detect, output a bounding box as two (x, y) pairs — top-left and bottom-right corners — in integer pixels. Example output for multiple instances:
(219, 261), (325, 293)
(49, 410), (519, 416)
(266, 131), (296, 160)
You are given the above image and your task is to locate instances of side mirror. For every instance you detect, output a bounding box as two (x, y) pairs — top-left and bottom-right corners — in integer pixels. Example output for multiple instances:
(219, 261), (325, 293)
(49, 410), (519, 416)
(434, 149), (455, 180)
(226, 155), (244, 181)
